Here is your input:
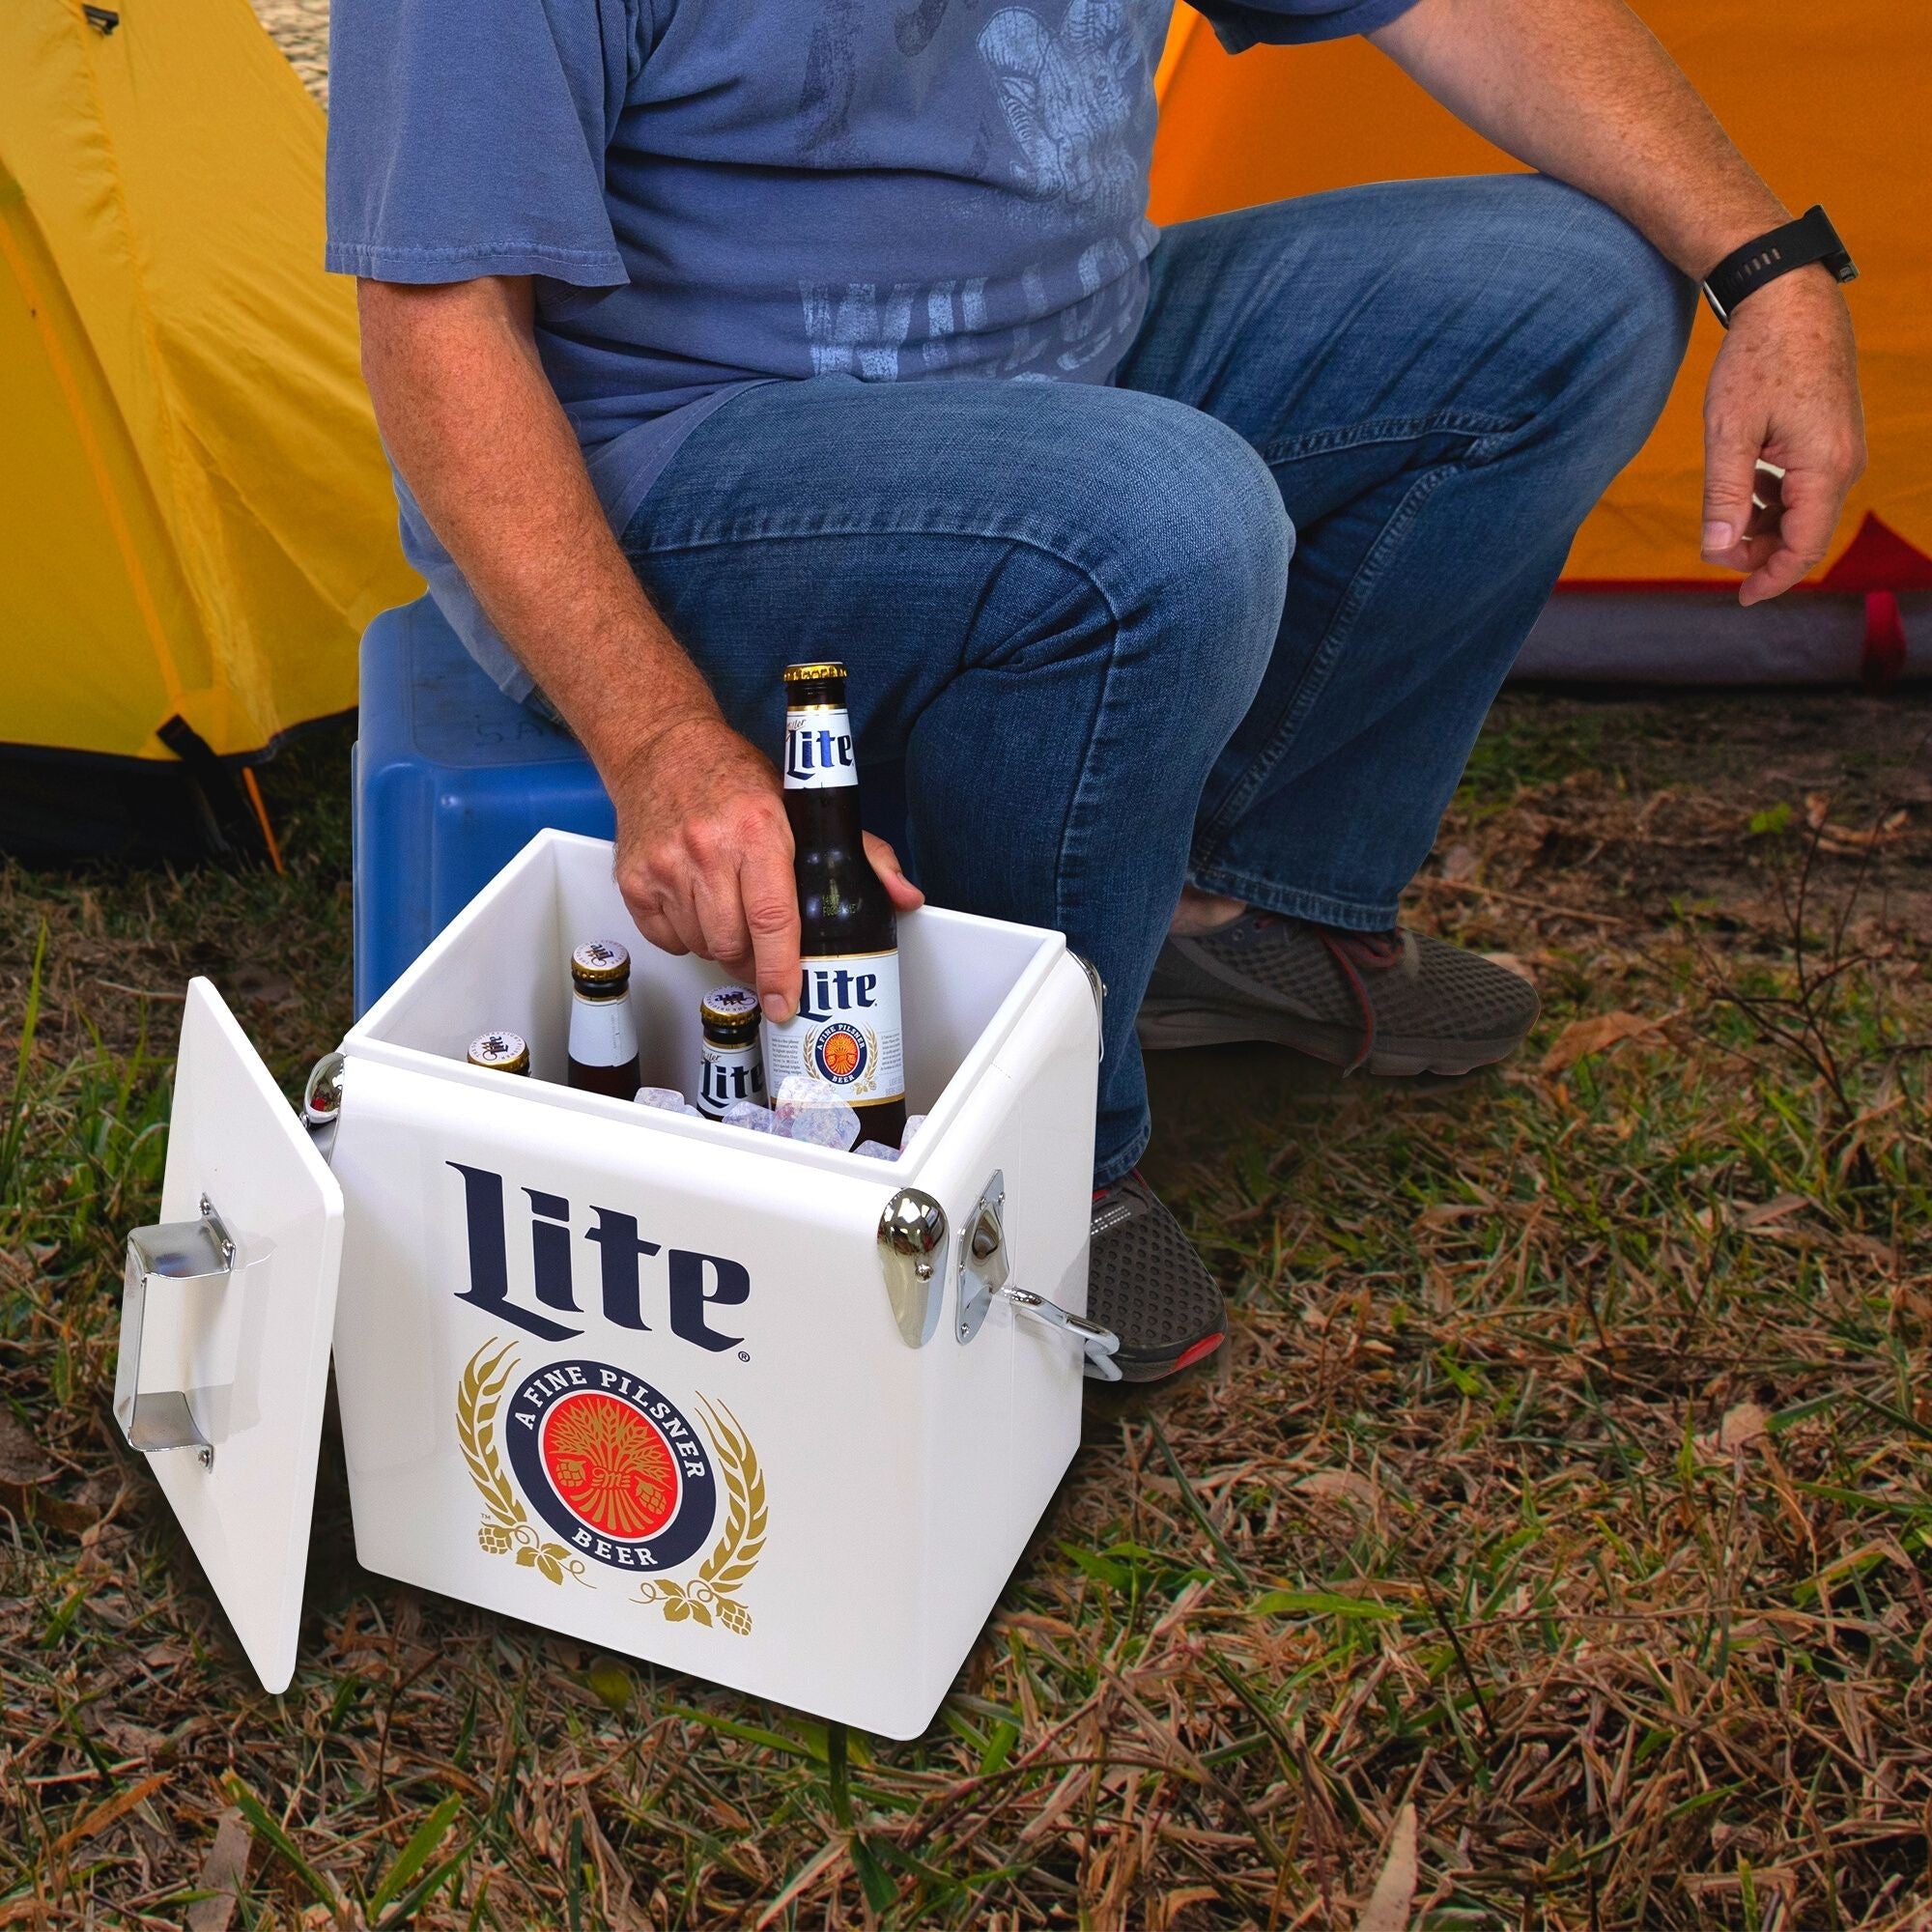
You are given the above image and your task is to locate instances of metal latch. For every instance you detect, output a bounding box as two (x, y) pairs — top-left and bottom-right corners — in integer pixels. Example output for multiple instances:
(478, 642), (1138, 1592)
(302, 1051), (345, 1161)
(955, 1171), (1121, 1380)
(1071, 952), (1106, 1061)
(876, 1188), (948, 1349)
(115, 1197), (235, 1463)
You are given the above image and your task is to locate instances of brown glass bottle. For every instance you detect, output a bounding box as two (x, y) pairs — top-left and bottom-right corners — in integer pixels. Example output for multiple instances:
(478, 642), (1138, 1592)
(566, 940), (641, 1097)
(765, 662), (907, 1147)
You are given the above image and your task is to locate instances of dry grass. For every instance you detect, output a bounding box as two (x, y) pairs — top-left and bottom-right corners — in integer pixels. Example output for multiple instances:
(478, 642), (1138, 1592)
(1, 688), (1929, 1930)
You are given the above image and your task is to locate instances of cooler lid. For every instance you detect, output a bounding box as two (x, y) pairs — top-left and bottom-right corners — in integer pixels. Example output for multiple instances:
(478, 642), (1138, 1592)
(117, 979), (344, 1692)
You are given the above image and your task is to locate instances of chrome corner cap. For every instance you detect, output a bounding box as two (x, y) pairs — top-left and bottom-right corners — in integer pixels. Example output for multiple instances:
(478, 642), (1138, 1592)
(877, 1188), (947, 1349)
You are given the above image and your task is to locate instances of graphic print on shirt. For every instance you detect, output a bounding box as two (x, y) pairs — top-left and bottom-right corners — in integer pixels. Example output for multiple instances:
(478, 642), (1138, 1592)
(794, 0), (1156, 384)
(978, 0), (1143, 223)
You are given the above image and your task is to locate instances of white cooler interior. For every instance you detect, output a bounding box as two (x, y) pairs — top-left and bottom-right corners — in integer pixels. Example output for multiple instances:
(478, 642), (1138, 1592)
(351, 831), (1063, 1163)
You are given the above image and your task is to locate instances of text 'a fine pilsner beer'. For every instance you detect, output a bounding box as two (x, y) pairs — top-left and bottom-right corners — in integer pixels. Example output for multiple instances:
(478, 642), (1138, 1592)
(696, 984), (766, 1120)
(567, 941), (642, 1098)
(767, 662), (907, 1147)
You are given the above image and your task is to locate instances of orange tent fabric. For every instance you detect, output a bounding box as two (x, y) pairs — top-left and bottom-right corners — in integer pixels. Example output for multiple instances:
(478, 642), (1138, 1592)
(1149, 2), (1932, 597)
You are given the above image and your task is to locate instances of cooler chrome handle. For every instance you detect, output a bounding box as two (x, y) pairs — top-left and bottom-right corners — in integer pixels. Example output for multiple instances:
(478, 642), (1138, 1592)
(995, 1284), (1122, 1382)
(114, 1196), (234, 1462)
(956, 1172), (1122, 1380)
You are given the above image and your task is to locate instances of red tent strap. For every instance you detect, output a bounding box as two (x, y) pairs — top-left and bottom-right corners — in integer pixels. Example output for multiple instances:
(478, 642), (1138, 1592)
(1861, 590), (1909, 691)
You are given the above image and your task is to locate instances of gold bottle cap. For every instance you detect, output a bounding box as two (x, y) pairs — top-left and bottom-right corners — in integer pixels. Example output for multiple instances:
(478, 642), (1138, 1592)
(467, 1031), (530, 1074)
(782, 660), (847, 686)
(570, 939), (632, 986)
(700, 983), (760, 1027)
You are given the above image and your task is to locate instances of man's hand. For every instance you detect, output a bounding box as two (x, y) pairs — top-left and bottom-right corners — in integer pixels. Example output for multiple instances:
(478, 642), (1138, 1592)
(1372, 0), (1867, 605)
(608, 713), (923, 1023)
(1700, 270), (1865, 607)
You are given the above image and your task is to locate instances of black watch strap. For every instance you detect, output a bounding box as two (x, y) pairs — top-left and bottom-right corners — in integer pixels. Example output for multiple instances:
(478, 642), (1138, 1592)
(1702, 205), (1857, 327)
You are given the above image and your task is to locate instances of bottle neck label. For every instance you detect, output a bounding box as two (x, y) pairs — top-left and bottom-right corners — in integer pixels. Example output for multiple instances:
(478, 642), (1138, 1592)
(569, 988), (639, 1068)
(783, 704), (858, 791)
(697, 1038), (766, 1118)
(763, 950), (904, 1105)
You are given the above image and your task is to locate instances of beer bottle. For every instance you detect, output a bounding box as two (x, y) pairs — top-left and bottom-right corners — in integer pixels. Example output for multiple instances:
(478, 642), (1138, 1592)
(467, 1031), (530, 1075)
(567, 941), (641, 1097)
(766, 662), (907, 1146)
(697, 984), (766, 1120)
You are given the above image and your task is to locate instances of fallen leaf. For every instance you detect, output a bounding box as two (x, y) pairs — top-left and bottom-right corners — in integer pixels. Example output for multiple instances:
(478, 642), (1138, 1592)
(1296, 1469), (1378, 1509)
(0, 1477), (95, 1534)
(1353, 1803), (1418, 1932)
(1482, 952), (1537, 985)
(585, 1656), (635, 1714)
(52, 1772), (169, 1855)
(1438, 843), (1479, 883)
(1732, 1194), (1811, 1230)
(1540, 1009), (1670, 1076)
(1697, 1401), (1771, 1460)
(186, 1809), (253, 1932)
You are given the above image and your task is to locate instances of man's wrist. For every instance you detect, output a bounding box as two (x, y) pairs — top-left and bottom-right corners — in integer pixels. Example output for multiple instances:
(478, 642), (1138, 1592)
(1721, 261), (1846, 325)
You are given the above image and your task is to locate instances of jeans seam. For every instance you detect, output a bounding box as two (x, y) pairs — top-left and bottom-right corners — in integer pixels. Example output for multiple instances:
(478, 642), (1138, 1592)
(1192, 431), (1510, 860)
(626, 513), (1140, 624)
(1184, 865), (1402, 932)
(1252, 410), (1518, 468)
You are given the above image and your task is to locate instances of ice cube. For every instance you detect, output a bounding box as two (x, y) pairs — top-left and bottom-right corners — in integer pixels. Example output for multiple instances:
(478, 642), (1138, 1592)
(682, 1104), (703, 1117)
(899, 1113), (927, 1151)
(774, 1073), (860, 1151)
(781, 1102), (860, 1151)
(775, 1073), (846, 1112)
(722, 1099), (779, 1134)
(635, 1086), (687, 1112)
(853, 1140), (898, 1160)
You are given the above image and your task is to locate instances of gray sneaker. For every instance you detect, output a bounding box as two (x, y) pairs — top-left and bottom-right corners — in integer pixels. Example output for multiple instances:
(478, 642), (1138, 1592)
(1138, 914), (1539, 1076)
(1087, 1174), (1228, 1382)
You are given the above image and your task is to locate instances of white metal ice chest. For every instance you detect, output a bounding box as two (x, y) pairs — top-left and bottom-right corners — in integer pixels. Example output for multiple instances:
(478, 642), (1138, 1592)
(115, 830), (1111, 1739)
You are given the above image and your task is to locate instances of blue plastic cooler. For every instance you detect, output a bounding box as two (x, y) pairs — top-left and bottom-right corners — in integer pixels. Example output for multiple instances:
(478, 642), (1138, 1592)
(353, 597), (613, 1014)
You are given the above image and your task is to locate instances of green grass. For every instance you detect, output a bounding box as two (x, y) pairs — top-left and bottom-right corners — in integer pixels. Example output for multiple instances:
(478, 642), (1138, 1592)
(1, 691), (1929, 1930)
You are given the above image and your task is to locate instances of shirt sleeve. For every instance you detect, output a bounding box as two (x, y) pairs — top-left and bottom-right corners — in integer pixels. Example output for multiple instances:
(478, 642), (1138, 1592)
(1188, 0), (1424, 55)
(325, 0), (636, 286)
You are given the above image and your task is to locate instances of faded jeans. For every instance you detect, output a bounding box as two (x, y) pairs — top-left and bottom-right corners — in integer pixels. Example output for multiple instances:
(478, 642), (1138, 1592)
(618, 176), (1696, 1182)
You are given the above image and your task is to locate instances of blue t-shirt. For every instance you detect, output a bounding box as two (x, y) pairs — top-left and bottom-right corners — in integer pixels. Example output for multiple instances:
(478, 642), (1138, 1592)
(327, 0), (1418, 699)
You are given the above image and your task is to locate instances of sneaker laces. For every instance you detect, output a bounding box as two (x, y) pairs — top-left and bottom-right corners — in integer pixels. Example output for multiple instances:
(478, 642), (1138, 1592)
(1198, 912), (1406, 1074)
(1313, 925), (1402, 1073)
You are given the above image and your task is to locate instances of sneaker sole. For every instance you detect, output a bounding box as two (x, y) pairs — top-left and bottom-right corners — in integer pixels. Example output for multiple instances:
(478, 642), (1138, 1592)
(1109, 1321), (1228, 1384)
(1136, 997), (1524, 1077)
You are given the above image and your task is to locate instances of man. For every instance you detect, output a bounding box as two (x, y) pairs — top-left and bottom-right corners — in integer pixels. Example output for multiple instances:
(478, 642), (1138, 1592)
(327, 0), (1863, 1381)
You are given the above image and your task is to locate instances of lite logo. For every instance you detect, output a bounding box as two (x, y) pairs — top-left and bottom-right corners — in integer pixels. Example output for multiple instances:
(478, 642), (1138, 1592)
(697, 1053), (763, 1113)
(449, 1164), (750, 1350)
(798, 962), (880, 1020)
(783, 721), (856, 786)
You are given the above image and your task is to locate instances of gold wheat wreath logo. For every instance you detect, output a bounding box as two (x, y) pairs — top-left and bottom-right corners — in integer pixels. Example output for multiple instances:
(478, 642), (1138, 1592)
(457, 1340), (766, 1634)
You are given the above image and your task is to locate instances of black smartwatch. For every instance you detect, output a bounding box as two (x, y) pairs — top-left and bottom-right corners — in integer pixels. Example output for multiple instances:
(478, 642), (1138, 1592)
(1701, 205), (1857, 327)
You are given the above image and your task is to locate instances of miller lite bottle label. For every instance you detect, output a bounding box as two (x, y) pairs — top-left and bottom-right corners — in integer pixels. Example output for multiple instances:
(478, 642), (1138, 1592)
(696, 984), (766, 1120)
(769, 662), (908, 1142)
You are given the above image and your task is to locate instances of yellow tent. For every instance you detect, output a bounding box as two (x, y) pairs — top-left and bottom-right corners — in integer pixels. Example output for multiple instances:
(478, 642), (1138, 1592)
(0, 0), (417, 856)
(1151, 2), (1932, 681)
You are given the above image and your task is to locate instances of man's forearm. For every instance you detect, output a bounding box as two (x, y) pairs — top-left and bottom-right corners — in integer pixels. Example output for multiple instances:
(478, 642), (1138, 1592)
(1371, 0), (1789, 278)
(356, 276), (719, 780)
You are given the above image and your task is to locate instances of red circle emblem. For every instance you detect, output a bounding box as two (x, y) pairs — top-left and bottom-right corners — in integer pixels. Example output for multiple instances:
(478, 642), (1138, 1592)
(818, 1028), (862, 1079)
(539, 1392), (680, 1541)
